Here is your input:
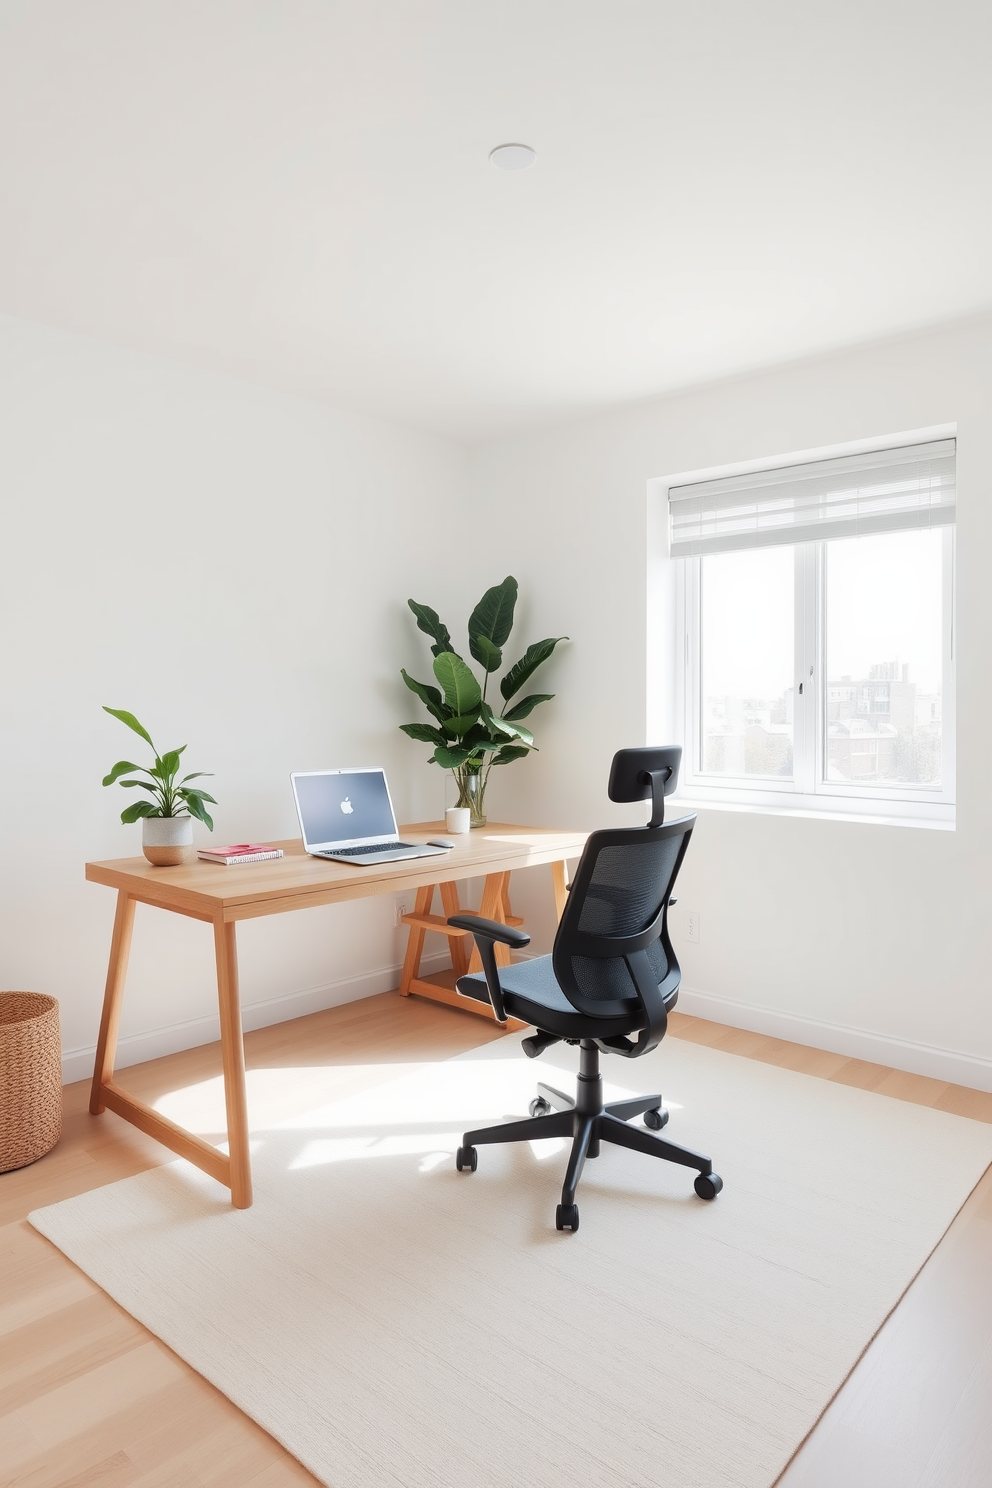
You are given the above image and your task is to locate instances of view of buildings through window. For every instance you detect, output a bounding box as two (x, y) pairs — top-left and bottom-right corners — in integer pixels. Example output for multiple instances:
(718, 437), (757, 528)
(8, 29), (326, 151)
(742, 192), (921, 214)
(699, 529), (944, 788)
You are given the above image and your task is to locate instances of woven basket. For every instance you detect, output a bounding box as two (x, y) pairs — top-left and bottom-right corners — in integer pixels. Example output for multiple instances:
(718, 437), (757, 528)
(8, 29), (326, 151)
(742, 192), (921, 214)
(0, 993), (62, 1173)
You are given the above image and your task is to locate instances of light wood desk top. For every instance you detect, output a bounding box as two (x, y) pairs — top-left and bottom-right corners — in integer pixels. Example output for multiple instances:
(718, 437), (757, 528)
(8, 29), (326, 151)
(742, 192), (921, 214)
(85, 822), (589, 923)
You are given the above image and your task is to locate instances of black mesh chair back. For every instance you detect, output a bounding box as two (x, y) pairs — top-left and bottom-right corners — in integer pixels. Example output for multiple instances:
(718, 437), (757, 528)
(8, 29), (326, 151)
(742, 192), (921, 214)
(552, 818), (693, 1023)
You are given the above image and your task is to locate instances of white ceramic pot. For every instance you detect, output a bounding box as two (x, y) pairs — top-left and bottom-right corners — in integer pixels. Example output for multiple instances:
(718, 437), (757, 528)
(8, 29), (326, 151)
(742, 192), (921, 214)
(142, 815), (194, 866)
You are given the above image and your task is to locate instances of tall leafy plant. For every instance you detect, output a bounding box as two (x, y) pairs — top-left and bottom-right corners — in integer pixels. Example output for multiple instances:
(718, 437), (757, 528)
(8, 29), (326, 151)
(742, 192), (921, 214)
(102, 707), (217, 829)
(399, 576), (566, 816)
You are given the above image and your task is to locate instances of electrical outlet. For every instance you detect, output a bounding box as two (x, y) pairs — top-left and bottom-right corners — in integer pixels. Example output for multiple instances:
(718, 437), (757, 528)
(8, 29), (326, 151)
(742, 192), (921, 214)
(394, 900), (408, 928)
(686, 910), (700, 944)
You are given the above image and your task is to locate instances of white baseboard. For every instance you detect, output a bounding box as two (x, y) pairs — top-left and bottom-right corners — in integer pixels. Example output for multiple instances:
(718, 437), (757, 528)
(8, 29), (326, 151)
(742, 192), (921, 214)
(61, 951), (453, 1087)
(676, 986), (992, 1093)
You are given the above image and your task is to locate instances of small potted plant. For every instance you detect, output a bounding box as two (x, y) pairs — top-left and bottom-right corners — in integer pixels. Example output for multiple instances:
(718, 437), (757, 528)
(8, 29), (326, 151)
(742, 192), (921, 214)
(102, 707), (216, 865)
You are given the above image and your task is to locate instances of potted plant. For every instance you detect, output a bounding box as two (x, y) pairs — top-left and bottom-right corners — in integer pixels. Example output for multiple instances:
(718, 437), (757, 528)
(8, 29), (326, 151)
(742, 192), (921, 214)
(399, 576), (566, 826)
(102, 707), (217, 865)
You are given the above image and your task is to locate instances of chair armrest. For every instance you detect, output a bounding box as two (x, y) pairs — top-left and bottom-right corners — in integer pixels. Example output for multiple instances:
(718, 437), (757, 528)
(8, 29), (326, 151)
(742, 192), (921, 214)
(447, 915), (531, 1025)
(446, 915), (531, 950)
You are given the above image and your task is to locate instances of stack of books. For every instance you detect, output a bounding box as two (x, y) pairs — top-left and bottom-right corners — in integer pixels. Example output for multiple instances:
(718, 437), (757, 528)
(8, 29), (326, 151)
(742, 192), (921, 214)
(196, 843), (284, 865)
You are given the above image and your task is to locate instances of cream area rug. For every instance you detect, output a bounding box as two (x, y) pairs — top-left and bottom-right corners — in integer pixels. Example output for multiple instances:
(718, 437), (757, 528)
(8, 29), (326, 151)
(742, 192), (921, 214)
(30, 1035), (992, 1488)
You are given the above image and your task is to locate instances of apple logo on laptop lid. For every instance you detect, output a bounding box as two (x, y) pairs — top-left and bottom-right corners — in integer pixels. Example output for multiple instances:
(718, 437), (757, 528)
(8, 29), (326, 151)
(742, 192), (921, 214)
(340, 797), (354, 815)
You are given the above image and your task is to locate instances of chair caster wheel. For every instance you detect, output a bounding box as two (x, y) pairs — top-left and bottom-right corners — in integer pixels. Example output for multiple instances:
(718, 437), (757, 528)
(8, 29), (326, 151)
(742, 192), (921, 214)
(644, 1106), (669, 1130)
(529, 1096), (552, 1117)
(694, 1172), (723, 1200)
(555, 1203), (579, 1232)
(456, 1145), (478, 1173)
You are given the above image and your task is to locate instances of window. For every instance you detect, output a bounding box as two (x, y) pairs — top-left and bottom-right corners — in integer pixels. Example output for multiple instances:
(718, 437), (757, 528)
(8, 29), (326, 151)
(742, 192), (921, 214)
(671, 437), (955, 826)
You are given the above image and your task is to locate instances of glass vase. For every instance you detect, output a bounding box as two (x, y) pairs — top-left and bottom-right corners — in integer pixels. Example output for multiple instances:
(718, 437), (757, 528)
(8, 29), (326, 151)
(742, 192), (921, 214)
(448, 766), (488, 828)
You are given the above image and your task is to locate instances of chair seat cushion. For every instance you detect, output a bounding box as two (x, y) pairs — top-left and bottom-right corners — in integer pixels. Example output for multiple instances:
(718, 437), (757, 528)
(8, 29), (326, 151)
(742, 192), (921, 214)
(457, 954), (649, 1039)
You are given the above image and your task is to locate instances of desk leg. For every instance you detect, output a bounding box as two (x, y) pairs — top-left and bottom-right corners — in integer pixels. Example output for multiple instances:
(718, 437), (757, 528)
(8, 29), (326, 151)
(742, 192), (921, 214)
(468, 872), (513, 972)
(213, 919), (253, 1209)
(438, 881), (470, 979)
(399, 885), (434, 995)
(551, 858), (571, 922)
(89, 891), (136, 1115)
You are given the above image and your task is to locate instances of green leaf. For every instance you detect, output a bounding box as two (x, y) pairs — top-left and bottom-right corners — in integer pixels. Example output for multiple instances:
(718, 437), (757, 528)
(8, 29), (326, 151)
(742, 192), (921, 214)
(478, 700), (511, 737)
(159, 749), (183, 781)
(400, 669), (449, 724)
(399, 723), (450, 745)
(432, 651), (482, 716)
(118, 780), (161, 793)
(182, 793), (214, 831)
(181, 788), (217, 804)
(103, 707), (155, 749)
(500, 636), (568, 701)
(469, 633), (502, 674)
(408, 599), (456, 658)
(468, 577), (518, 653)
(503, 692), (554, 722)
(120, 800), (158, 824)
(453, 724), (493, 754)
(480, 702), (533, 745)
(102, 760), (143, 786)
(491, 745), (531, 765)
(180, 771), (213, 783)
(446, 709), (482, 737)
(433, 745), (470, 768)
(497, 717), (534, 745)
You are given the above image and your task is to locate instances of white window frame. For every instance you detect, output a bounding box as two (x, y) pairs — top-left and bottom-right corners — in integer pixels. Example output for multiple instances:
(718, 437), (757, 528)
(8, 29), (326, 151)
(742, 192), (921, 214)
(672, 490), (956, 831)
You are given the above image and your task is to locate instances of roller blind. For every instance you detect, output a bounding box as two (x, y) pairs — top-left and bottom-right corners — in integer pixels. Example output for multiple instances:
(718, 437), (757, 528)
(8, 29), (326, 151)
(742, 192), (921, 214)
(668, 438), (956, 558)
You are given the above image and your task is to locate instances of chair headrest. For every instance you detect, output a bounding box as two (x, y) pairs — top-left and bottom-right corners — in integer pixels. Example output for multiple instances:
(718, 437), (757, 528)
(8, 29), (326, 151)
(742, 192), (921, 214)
(608, 747), (682, 827)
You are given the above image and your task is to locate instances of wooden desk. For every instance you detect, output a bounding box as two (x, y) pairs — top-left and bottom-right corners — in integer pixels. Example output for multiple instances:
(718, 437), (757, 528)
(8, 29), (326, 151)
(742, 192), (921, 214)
(86, 822), (587, 1208)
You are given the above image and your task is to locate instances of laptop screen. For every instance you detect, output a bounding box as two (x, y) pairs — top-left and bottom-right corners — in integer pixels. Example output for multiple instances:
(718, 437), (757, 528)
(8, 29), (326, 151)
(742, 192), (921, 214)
(292, 769), (398, 849)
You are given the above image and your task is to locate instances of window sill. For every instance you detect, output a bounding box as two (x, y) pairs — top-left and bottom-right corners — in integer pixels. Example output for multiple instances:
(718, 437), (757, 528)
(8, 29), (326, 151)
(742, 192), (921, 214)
(671, 791), (955, 831)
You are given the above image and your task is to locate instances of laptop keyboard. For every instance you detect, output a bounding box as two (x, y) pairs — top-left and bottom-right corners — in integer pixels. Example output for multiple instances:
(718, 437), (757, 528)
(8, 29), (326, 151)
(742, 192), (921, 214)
(320, 842), (416, 857)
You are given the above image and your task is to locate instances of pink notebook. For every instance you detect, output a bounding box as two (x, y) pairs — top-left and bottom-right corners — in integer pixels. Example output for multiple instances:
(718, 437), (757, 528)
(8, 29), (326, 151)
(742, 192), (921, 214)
(196, 843), (284, 865)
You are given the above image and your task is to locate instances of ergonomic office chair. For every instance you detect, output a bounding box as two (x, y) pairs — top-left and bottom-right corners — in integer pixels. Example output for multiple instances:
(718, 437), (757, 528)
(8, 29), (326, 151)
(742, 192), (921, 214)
(448, 746), (722, 1232)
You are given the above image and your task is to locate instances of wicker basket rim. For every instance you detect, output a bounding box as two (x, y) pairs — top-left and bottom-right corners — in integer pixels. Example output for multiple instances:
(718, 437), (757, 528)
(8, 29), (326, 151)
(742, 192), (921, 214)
(0, 991), (59, 1029)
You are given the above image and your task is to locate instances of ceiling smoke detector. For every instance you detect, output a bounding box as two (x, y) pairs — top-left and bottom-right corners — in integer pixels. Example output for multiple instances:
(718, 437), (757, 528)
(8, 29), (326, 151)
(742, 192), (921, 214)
(489, 143), (536, 171)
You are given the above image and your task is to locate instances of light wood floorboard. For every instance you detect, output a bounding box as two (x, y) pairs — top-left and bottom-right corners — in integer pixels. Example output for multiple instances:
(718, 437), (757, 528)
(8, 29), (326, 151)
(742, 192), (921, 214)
(1, 993), (990, 1487)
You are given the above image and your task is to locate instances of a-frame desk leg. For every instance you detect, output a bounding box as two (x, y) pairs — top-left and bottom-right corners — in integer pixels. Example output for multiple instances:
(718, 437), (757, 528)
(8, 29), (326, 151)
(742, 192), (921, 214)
(551, 858), (570, 921)
(439, 880), (470, 979)
(398, 885), (434, 996)
(89, 890), (136, 1115)
(398, 858), (573, 1028)
(467, 872), (514, 973)
(399, 871), (524, 1025)
(213, 918), (252, 1209)
(89, 891), (254, 1208)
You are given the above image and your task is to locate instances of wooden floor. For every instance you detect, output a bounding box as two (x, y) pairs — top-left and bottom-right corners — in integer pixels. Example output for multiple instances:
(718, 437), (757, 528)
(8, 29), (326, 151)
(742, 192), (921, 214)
(2, 993), (991, 1488)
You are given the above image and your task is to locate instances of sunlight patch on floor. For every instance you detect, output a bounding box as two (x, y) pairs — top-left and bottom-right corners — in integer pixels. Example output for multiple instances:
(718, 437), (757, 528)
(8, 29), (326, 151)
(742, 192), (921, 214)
(153, 1061), (442, 1134)
(150, 1053), (681, 1178)
(290, 1132), (461, 1171)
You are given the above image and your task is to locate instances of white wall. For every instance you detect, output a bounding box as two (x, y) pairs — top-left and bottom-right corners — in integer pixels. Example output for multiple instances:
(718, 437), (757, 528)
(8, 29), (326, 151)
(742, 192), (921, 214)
(0, 314), (467, 1081)
(471, 315), (992, 1088)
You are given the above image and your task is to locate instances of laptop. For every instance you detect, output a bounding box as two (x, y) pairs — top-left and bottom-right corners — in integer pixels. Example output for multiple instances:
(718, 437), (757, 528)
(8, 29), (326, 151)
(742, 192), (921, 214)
(290, 767), (451, 865)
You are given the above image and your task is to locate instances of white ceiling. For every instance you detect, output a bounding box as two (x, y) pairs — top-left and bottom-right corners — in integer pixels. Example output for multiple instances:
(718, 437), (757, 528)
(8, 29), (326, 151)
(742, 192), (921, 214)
(1, 1), (990, 440)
